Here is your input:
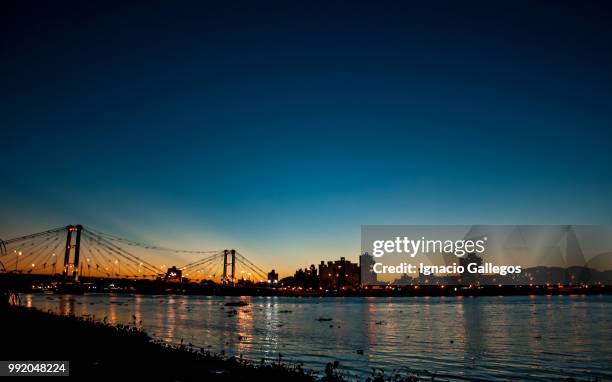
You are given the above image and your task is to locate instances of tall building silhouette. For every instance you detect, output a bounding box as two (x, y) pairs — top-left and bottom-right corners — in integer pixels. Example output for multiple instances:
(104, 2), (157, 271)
(319, 257), (359, 290)
(359, 252), (377, 286)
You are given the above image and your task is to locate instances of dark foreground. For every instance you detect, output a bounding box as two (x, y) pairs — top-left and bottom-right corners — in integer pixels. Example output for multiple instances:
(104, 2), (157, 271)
(1, 303), (437, 382)
(0, 306), (322, 381)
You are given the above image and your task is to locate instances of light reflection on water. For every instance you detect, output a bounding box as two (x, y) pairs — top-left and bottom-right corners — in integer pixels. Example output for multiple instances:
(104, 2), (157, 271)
(23, 294), (612, 381)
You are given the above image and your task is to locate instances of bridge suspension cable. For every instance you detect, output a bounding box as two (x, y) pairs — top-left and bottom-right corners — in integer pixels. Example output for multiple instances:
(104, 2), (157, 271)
(0, 228), (64, 274)
(81, 228), (162, 276)
(81, 233), (159, 278)
(180, 251), (224, 270)
(84, 227), (221, 255)
(1, 225), (269, 283)
(0, 226), (66, 247)
(236, 252), (269, 280)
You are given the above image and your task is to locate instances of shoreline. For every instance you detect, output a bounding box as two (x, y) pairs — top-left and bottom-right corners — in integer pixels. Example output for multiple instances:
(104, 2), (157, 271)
(1, 305), (320, 381)
(1, 305), (434, 382)
(3, 293), (609, 381)
(2, 274), (610, 297)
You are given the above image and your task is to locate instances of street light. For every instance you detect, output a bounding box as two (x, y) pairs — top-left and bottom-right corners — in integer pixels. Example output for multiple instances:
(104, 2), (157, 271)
(15, 251), (22, 271)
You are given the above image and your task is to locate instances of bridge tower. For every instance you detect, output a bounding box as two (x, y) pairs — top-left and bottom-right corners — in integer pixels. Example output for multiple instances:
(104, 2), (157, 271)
(62, 224), (83, 281)
(222, 249), (236, 286)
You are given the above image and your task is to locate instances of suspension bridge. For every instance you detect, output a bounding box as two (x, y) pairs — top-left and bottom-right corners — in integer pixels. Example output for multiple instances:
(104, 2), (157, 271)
(0, 225), (270, 286)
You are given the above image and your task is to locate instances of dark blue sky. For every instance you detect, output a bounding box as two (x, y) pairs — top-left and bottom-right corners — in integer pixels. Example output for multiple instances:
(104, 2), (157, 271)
(2, 1), (612, 272)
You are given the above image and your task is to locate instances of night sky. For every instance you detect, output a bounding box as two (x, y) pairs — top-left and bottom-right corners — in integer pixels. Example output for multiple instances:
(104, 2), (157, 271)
(2, 1), (612, 274)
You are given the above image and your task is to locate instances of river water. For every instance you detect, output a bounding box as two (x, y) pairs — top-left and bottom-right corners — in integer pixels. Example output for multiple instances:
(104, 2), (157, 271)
(23, 294), (611, 381)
